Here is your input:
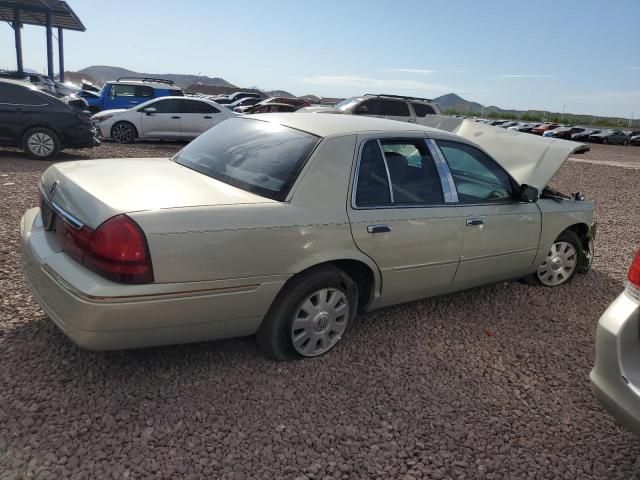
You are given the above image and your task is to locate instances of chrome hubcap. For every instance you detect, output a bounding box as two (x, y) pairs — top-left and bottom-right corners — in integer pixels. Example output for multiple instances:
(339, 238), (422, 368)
(27, 133), (54, 157)
(112, 124), (133, 142)
(537, 241), (577, 286)
(290, 288), (350, 357)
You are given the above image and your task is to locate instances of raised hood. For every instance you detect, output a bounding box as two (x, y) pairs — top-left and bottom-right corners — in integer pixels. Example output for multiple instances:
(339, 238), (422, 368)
(40, 158), (274, 229)
(419, 115), (587, 190)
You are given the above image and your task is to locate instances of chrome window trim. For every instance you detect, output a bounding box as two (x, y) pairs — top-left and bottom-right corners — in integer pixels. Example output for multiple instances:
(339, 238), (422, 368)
(376, 139), (394, 203)
(425, 138), (458, 203)
(351, 136), (455, 211)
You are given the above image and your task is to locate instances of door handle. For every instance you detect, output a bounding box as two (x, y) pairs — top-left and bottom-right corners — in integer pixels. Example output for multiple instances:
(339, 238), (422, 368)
(171, 116), (181, 119)
(367, 224), (391, 234)
(466, 218), (484, 226)
(203, 116), (212, 119)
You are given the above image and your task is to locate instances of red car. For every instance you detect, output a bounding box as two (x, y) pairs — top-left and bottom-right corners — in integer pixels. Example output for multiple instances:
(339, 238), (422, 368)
(531, 123), (560, 135)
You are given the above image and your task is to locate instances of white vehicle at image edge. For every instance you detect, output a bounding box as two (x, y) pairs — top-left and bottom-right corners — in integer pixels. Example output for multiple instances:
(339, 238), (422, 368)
(92, 96), (236, 143)
(591, 249), (640, 436)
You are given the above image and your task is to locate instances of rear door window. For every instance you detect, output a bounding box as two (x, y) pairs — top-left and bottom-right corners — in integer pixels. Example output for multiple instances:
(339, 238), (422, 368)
(380, 100), (410, 117)
(354, 139), (444, 207)
(134, 85), (155, 98)
(0, 84), (46, 106)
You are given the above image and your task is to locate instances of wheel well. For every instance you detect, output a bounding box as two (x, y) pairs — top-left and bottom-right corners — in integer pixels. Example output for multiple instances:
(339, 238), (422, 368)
(289, 260), (375, 313)
(563, 223), (592, 272)
(112, 121), (138, 138)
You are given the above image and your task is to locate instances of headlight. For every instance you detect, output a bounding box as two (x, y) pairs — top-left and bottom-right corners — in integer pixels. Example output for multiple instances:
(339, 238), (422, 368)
(95, 115), (114, 123)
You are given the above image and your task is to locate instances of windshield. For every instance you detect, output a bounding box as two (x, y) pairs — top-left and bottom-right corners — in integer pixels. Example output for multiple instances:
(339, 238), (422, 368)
(173, 118), (319, 201)
(334, 97), (361, 111)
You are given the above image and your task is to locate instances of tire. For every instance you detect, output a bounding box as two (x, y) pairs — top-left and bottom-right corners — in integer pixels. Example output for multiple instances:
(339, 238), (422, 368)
(110, 121), (136, 144)
(22, 127), (61, 160)
(524, 230), (583, 287)
(602, 138), (608, 145)
(623, 139), (629, 146)
(256, 266), (358, 360)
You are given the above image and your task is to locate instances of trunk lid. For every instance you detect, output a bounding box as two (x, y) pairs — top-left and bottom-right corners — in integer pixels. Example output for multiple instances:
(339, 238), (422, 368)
(40, 158), (275, 228)
(418, 115), (587, 190)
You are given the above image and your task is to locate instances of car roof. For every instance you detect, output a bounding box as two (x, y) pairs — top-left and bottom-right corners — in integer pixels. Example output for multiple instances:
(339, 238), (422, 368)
(106, 80), (181, 89)
(249, 112), (446, 138)
(0, 77), (32, 87)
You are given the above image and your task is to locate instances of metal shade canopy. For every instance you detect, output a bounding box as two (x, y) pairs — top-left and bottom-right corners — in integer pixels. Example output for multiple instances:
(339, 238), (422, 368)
(1, 1), (85, 80)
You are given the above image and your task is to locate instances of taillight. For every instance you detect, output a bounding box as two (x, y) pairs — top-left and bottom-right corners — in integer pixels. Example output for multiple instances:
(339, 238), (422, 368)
(57, 214), (153, 284)
(628, 249), (640, 289)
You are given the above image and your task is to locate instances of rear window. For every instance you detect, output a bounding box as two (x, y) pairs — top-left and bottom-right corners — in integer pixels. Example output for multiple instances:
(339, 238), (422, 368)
(411, 102), (436, 117)
(173, 118), (319, 201)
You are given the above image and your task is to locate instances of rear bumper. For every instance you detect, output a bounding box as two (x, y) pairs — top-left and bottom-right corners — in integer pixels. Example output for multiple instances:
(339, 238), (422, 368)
(21, 208), (284, 351)
(590, 289), (640, 436)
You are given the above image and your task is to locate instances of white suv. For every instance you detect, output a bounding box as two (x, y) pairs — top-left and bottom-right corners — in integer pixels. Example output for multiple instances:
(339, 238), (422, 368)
(298, 94), (441, 124)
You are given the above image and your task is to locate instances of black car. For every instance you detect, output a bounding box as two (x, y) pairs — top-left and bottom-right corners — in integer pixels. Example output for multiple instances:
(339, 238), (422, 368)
(0, 79), (99, 160)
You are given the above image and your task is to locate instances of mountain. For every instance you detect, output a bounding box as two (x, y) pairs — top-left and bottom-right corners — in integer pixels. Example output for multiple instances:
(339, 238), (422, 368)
(433, 93), (485, 113)
(76, 66), (236, 89)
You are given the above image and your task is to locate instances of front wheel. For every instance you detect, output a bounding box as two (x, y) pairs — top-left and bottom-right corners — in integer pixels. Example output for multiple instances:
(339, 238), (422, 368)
(22, 127), (61, 160)
(110, 122), (136, 143)
(257, 266), (358, 360)
(602, 138), (608, 145)
(623, 139), (629, 146)
(526, 230), (583, 287)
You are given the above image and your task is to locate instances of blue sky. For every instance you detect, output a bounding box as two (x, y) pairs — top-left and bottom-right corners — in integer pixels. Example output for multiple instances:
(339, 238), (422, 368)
(1, 0), (639, 117)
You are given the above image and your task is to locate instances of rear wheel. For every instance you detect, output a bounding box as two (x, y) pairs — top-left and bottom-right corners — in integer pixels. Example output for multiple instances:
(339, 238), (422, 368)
(257, 266), (358, 360)
(525, 230), (583, 287)
(22, 127), (60, 160)
(111, 122), (136, 143)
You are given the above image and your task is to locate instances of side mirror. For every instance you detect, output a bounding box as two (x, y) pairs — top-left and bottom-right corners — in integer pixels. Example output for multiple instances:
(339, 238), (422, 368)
(519, 184), (539, 203)
(143, 107), (157, 115)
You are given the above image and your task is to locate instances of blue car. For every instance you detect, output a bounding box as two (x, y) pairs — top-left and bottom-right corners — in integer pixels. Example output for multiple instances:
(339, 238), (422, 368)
(79, 77), (183, 113)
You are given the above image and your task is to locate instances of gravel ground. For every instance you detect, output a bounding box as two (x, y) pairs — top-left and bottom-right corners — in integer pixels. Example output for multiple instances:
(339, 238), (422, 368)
(1, 141), (639, 479)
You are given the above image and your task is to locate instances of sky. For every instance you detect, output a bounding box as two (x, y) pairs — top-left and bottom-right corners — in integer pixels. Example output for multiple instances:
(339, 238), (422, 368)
(1, 0), (639, 117)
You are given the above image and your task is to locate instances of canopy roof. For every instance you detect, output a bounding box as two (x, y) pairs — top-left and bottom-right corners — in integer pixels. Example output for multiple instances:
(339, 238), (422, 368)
(0, 0), (85, 31)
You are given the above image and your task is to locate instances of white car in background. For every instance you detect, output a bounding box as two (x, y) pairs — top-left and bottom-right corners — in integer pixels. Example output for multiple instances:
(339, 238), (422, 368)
(92, 96), (235, 143)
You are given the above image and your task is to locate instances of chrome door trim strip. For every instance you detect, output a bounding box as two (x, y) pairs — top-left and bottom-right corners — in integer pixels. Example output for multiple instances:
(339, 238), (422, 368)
(426, 138), (459, 203)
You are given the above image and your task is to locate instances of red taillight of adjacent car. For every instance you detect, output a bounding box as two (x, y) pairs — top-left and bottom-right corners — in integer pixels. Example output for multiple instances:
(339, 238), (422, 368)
(628, 249), (640, 288)
(57, 214), (153, 284)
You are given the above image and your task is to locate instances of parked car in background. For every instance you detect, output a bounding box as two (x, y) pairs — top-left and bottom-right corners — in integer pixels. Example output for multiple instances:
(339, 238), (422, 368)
(92, 96), (234, 143)
(298, 94), (442, 125)
(236, 97), (311, 114)
(0, 70), (57, 93)
(591, 249), (640, 436)
(21, 114), (594, 359)
(83, 77), (183, 113)
(589, 130), (630, 145)
(228, 96), (262, 112)
(249, 103), (299, 113)
(543, 126), (587, 139)
(572, 129), (601, 141)
(498, 121), (519, 128)
(509, 123), (541, 133)
(214, 91), (263, 106)
(531, 123), (560, 135)
(0, 79), (98, 159)
(631, 134), (640, 146)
